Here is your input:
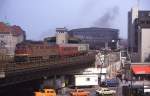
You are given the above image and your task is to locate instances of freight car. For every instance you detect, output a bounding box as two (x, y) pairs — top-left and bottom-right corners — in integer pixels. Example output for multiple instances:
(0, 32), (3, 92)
(59, 44), (89, 56)
(14, 41), (89, 62)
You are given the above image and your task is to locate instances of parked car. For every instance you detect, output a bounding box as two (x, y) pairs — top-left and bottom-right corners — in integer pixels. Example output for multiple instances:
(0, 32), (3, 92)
(70, 89), (90, 96)
(96, 87), (116, 96)
(105, 78), (119, 87)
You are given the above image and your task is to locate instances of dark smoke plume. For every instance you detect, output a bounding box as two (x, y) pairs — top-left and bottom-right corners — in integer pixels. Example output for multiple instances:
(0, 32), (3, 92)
(82, 0), (101, 15)
(94, 6), (119, 28)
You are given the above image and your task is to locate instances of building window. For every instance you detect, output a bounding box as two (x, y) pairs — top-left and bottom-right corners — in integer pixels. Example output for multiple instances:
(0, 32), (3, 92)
(86, 78), (90, 81)
(0, 35), (4, 38)
(148, 12), (150, 17)
(147, 21), (150, 24)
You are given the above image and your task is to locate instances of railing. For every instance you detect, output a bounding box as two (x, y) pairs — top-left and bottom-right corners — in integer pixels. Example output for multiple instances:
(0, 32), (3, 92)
(0, 52), (96, 78)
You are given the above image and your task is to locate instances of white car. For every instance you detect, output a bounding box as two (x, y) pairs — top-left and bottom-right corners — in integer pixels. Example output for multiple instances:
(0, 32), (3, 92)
(96, 87), (116, 96)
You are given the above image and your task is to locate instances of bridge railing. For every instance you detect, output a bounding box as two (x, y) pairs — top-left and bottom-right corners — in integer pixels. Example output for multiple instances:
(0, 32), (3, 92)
(0, 52), (96, 78)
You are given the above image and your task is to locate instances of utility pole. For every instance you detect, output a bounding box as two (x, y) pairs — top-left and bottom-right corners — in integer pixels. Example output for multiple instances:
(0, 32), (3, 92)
(96, 51), (104, 86)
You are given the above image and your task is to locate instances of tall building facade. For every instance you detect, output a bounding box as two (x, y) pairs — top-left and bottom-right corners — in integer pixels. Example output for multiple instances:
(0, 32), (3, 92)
(128, 8), (150, 62)
(137, 12), (150, 62)
(0, 22), (26, 56)
(68, 27), (119, 50)
(128, 7), (139, 52)
(56, 28), (69, 44)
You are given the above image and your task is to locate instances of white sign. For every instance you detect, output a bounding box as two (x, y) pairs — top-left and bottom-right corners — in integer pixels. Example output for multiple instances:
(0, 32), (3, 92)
(75, 75), (98, 86)
(82, 68), (107, 74)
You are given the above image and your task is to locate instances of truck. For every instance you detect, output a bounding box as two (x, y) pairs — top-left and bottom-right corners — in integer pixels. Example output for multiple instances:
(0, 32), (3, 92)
(74, 75), (98, 87)
(105, 78), (119, 87)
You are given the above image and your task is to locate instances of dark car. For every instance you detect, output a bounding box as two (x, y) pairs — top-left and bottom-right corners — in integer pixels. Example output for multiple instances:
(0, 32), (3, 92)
(105, 78), (119, 87)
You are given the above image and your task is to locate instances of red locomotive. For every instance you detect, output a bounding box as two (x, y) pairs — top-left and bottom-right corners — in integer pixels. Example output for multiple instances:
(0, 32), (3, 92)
(15, 41), (89, 62)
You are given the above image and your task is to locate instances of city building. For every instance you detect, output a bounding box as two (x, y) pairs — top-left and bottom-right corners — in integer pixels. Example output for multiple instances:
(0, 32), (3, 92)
(0, 22), (26, 56)
(44, 36), (81, 44)
(56, 27), (69, 44)
(128, 6), (139, 52)
(137, 13), (150, 62)
(68, 27), (119, 50)
(128, 7), (150, 62)
(44, 28), (81, 44)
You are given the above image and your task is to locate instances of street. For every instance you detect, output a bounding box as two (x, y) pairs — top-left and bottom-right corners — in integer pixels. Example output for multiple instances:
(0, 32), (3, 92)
(57, 87), (118, 96)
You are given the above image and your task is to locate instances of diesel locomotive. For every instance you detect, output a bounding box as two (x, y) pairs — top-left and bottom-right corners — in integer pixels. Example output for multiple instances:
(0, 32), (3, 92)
(14, 41), (89, 62)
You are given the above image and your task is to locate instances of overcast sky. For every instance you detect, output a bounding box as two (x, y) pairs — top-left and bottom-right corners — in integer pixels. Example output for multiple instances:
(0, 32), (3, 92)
(0, 0), (150, 40)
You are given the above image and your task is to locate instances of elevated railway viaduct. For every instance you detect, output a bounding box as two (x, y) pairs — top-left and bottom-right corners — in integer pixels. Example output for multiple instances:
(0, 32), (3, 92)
(0, 52), (96, 88)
